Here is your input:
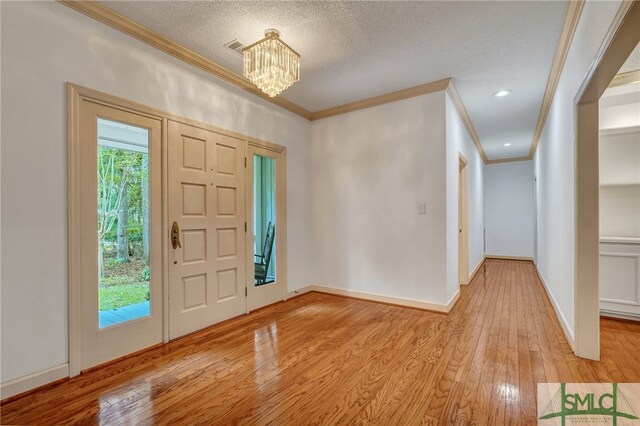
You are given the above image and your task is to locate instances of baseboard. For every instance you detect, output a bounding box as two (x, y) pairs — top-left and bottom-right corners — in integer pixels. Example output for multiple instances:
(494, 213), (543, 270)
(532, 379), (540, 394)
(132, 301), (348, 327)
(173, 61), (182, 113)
(485, 254), (535, 262)
(534, 267), (575, 350)
(600, 309), (640, 322)
(287, 285), (314, 299)
(310, 285), (457, 313)
(0, 363), (69, 402)
(446, 289), (461, 311)
(466, 256), (486, 284)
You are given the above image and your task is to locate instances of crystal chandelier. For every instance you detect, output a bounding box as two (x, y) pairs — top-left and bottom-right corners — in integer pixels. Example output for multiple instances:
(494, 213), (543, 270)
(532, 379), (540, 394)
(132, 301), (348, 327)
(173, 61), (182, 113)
(243, 29), (300, 97)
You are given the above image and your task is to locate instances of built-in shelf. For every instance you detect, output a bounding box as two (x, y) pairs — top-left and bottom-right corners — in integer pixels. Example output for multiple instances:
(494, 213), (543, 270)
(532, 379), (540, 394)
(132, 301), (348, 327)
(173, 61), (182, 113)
(600, 125), (640, 136)
(600, 236), (640, 244)
(600, 182), (640, 188)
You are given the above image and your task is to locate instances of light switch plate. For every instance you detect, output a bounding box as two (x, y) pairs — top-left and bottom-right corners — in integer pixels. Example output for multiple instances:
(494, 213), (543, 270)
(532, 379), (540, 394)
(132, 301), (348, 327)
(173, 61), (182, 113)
(418, 203), (426, 215)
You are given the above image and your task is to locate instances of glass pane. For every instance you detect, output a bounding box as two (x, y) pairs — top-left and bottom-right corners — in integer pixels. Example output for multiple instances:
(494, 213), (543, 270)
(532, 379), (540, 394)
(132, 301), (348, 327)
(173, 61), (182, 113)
(97, 118), (151, 328)
(254, 155), (276, 286)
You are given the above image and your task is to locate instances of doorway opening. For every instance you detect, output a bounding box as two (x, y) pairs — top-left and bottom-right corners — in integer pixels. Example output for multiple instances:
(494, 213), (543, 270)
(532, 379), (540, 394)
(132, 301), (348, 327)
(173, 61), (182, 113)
(574, 2), (639, 360)
(598, 68), (640, 324)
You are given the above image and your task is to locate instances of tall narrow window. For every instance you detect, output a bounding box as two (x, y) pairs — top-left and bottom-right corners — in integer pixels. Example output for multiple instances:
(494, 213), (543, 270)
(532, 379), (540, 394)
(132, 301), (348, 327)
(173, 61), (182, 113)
(253, 155), (276, 286)
(97, 118), (151, 328)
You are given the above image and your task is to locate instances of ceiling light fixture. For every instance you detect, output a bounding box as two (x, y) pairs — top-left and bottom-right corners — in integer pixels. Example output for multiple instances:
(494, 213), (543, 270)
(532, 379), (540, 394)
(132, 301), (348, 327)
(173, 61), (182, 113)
(493, 89), (512, 97)
(504, 143), (512, 147)
(243, 29), (300, 98)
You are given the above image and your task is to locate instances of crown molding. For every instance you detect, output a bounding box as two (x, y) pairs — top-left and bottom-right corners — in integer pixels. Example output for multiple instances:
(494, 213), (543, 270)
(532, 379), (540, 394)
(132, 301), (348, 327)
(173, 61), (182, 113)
(58, 0), (313, 120)
(528, 0), (586, 159)
(53, 0), (607, 166)
(58, 0), (491, 163)
(310, 78), (489, 164)
(609, 69), (640, 87)
(446, 81), (489, 163)
(486, 156), (532, 165)
(310, 78), (452, 121)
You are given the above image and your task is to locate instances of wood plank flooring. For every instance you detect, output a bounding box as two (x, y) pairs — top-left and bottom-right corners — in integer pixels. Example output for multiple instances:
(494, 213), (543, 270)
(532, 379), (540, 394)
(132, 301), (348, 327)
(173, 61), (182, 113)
(2, 259), (639, 425)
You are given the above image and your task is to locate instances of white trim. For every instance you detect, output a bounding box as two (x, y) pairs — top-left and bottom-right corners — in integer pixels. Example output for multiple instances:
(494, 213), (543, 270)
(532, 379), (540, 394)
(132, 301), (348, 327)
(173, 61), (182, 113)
(311, 285), (458, 313)
(467, 256), (486, 284)
(599, 252), (640, 307)
(0, 364), (69, 400)
(485, 255), (535, 262)
(599, 125), (640, 136)
(161, 118), (170, 345)
(67, 84), (82, 377)
(600, 236), (640, 245)
(287, 285), (314, 299)
(535, 267), (575, 349)
(600, 309), (640, 321)
(447, 289), (461, 311)
(601, 298), (640, 307)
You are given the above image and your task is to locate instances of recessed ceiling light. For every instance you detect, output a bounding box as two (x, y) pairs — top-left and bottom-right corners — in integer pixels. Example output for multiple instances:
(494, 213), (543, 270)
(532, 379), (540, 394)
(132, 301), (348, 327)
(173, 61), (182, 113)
(504, 143), (512, 147)
(493, 89), (512, 97)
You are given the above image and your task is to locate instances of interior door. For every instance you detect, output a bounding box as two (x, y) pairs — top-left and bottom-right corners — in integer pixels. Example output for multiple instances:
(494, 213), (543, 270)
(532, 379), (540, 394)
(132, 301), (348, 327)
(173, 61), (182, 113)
(78, 100), (163, 370)
(168, 120), (246, 339)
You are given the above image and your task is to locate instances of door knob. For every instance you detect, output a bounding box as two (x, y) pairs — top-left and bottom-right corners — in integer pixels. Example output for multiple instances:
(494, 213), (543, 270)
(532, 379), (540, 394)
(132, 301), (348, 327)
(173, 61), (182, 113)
(171, 221), (182, 249)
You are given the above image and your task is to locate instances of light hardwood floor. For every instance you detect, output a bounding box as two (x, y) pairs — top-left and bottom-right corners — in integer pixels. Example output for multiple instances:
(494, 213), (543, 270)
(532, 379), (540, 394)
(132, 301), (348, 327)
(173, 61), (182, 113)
(2, 259), (639, 425)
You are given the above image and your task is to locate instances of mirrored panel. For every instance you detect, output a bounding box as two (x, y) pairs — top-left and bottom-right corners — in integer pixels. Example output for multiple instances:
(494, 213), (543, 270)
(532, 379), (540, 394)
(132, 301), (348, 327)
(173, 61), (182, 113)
(253, 155), (276, 286)
(97, 118), (151, 328)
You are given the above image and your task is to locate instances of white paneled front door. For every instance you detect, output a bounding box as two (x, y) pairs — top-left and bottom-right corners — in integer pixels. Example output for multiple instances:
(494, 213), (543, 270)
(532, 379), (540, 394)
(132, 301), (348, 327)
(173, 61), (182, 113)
(168, 121), (246, 339)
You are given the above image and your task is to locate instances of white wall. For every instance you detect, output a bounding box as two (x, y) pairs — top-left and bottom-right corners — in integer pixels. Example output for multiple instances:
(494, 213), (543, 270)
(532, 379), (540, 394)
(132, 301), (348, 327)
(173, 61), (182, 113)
(310, 91), (450, 305)
(0, 1), (312, 384)
(445, 94), (485, 299)
(534, 0), (624, 342)
(309, 91), (484, 307)
(484, 161), (534, 258)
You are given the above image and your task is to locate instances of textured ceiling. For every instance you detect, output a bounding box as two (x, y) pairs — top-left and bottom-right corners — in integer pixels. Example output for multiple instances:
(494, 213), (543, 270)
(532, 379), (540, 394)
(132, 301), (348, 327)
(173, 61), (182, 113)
(100, 1), (569, 160)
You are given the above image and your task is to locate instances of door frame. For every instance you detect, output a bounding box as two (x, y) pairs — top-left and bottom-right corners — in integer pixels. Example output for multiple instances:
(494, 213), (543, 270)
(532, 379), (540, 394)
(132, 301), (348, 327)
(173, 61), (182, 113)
(458, 153), (469, 285)
(68, 83), (288, 376)
(68, 84), (168, 376)
(573, 1), (639, 360)
(245, 140), (288, 312)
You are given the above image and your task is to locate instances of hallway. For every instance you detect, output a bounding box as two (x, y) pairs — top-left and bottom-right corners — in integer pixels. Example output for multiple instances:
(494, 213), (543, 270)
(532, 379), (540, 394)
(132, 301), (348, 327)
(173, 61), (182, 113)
(2, 259), (638, 424)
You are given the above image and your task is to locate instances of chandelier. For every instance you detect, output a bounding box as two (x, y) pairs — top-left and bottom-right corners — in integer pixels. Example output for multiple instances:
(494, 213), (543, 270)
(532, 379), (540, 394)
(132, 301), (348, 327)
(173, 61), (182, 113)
(243, 29), (300, 97)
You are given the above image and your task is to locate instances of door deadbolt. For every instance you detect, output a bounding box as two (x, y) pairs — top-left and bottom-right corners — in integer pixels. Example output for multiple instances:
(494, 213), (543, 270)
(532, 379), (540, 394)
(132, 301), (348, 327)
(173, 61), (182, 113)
(171, 221), (182, 249)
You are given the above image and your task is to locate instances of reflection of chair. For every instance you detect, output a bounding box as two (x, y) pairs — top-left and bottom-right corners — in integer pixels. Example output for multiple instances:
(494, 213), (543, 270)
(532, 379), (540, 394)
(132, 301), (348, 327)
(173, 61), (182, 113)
(255, 222), (275, 285)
